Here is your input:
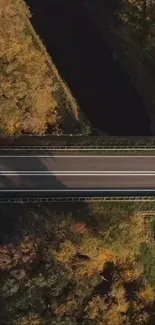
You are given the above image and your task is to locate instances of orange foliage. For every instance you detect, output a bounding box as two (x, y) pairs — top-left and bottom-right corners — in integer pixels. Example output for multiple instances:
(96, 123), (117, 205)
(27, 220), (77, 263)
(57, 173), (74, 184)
(123, 265), (143, 282)
(16, 314), (42, 325)
(78, 247), (116, 277)
(72, 222), (89, 234)
(138, 284), (155, 305)
(106, 306), (127, 325)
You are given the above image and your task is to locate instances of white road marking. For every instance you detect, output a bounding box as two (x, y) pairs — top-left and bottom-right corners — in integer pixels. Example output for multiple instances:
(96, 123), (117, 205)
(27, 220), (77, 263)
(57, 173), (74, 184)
(1, 173), (155, 176)
(1, 148), (155, 151)
(0, 189), (155, 192)
(1, 155), (155, 158)
(1, 170), (155, 174)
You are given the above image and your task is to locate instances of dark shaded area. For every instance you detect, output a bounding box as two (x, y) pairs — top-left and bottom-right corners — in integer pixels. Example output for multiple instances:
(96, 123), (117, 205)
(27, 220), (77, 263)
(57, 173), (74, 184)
(147, 311), (155, 325)
(94, 261), (114, 296)
(76, 253), (90, 260)
(124, 279), (139, 300)
(0, 156), (66, 245)
(62, 281), (76, 297)
(0, 195), (88, 246)
(26, 0), (150, 135)
(100, 0), (120, 13)
(0, 156), (67, 191)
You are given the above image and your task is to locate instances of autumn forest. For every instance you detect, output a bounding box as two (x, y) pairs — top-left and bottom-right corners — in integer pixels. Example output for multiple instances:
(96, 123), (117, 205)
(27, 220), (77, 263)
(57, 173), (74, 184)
(1, 0), (155, 324)
(1, 202), (155, 325)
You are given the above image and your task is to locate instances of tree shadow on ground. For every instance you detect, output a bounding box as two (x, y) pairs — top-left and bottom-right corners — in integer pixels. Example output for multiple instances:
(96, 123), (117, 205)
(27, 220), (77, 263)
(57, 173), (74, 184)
(26, 0), (150, 135)
(0, 154), (137, 246)
(0, 199), (136, 247)
(0, 155), (67, 190)
(93, 261), (115, 297)
(0, 154), (67, 245)
(99, 0), (120, 14)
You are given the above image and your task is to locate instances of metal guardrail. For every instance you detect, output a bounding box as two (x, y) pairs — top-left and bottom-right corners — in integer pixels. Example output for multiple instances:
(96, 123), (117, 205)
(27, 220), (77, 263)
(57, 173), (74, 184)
(22, 134), (83, 136)
(1, 145), (155, 151)
(141, 211), (155, 215)
(1, 196), (155, 203)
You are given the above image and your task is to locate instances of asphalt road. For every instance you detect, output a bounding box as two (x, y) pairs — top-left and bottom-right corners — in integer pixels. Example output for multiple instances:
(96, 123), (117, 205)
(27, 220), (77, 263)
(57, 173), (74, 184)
(1, 155), (155, 191)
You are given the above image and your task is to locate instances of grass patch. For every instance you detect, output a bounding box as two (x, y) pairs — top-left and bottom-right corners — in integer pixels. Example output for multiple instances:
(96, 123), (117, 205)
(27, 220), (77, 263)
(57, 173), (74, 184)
(2, 135), (155, 147)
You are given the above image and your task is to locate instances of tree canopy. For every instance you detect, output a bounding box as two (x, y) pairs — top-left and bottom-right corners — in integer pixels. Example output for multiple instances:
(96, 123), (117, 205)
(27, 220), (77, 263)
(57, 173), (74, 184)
(0, 0), (58, 136)
(0, 202), (155, 324)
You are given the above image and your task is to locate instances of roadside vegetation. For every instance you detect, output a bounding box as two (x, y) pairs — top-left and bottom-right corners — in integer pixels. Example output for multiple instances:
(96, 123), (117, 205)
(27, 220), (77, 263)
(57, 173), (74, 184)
(0, 0), (90, 137)
(3, 135), (155, 147)
(0, 202), (155, 324)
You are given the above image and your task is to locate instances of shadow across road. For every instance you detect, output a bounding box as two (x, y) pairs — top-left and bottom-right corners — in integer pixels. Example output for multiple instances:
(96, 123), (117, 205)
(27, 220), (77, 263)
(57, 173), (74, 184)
(1, 155), (155, 196)
(0, 155), (67, 195)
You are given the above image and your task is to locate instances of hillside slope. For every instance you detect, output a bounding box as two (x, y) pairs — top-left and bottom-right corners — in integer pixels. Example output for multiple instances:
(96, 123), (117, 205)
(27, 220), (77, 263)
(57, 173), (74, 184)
(0, 0), (90, 136)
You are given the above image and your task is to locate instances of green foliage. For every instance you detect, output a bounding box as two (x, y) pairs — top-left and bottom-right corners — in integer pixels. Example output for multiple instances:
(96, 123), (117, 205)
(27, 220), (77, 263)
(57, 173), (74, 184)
(0, 245), (72, 323)
(140, 243), (155, 287)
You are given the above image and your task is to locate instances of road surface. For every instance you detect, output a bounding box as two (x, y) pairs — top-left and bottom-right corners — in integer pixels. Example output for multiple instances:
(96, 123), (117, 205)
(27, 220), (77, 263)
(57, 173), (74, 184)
(1, 155), (155, 192)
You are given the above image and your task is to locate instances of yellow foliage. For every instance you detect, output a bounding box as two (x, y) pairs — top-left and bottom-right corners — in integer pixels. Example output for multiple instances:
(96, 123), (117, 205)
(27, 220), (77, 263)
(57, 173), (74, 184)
(55, 240), (77, 263)
(106, 306), (127, 325)
(111, 282), (129, 313)
(77, 247), (116, 277)
(0, 0), (58, 136)
(55, 299), (78, 315)
(87, 295), (127, 325)
(112, 283), (126, 301)
(86, 295), (108, 320)
(15, 314), (42, 325)
(138, 284), (155, 305)
(80, 235), (101, 258)
(123, 264), (143, 282)
(117, 301), (129, 314)
(91, 247), (116, 273)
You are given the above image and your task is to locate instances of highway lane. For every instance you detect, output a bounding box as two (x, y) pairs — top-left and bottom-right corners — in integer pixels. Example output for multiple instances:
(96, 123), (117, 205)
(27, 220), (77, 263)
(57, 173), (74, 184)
(1, 175), (155, 190)
(0, 155), (155, 191)
(1, 156), (155, 172)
